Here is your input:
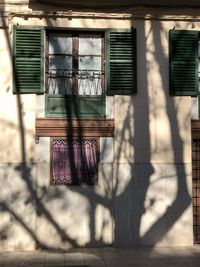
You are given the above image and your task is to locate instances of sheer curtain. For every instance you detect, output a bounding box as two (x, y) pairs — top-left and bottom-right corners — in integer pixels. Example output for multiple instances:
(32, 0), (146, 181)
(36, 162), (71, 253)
(52, 139), (98, 185)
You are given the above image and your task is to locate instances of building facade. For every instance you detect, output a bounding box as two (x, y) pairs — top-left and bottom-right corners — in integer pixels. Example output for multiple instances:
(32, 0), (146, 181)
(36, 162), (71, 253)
(0, 0), (199, 251)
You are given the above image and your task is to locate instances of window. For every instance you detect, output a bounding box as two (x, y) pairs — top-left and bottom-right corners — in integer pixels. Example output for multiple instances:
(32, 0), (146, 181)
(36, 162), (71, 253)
(47, 32), (104, 96)
(45, 31), (105, 117)
(169, 29), (199, 96)
(51, 138), (99, 185)
(13, 26), (137, 105)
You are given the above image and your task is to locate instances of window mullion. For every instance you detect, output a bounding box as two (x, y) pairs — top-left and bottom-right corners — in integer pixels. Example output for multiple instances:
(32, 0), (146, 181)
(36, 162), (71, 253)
(72, 34), (79, 95)
(101, 34), (105, 94)
(46, 33), (49, 93)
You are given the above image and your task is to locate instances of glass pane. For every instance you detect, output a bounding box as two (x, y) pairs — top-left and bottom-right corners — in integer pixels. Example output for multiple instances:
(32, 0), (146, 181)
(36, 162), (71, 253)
(49, 55), (72, 70)
(48, 77), (72, 95)
(49, 33), (72, 54)
(79, 56), (101, 70)
(79, 34), (102, 55)
(78, 71), (103, 95)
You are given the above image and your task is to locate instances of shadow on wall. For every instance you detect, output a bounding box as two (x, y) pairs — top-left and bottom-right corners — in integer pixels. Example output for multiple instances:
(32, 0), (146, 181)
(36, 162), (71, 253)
(28, 0), (200, 16)
(0, 1), (192, 251)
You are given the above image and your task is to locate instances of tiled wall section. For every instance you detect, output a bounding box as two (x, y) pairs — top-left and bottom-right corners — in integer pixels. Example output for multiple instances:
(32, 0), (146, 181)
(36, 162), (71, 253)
(0, 163), (36, 251)
(113, 163), (192, 246)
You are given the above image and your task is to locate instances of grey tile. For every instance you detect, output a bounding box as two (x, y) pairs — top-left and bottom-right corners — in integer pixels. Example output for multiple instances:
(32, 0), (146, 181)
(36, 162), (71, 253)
(146, 264), (169, 267)
(4, 264), (24, 267)
(64, 252), (85, 266)
(186, 259), (200, 267)
(83, 249), (105, 265)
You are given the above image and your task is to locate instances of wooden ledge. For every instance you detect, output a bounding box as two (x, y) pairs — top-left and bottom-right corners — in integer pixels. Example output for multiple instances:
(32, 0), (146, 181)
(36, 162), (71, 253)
(36, 118), (115, 137)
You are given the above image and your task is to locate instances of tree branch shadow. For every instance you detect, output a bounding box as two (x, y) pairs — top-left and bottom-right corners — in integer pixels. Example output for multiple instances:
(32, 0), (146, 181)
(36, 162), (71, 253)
(0, 1), (193, 252)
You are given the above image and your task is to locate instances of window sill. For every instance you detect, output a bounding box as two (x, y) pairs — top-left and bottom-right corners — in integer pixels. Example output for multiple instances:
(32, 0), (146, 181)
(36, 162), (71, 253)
(36, 118), (114, 137)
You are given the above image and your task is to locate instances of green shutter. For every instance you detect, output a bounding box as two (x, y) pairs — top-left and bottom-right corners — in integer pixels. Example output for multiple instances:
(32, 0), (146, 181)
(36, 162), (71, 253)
(13, 26), (44, 94)
(169, 30), (198, 96)
(106, 28), (137, 95)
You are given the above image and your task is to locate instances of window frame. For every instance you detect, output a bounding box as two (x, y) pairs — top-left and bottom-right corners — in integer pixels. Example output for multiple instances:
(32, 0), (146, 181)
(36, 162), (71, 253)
(50, 136), (100, 186)
(45, 29), (105, 96)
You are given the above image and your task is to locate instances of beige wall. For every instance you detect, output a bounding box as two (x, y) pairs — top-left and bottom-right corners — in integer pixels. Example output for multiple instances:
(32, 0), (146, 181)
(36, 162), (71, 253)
(0, 5), (196, 250)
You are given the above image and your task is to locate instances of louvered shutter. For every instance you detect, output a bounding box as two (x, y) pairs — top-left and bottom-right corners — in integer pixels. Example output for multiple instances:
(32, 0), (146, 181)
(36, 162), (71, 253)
(169, 30), (198, 96)
(106, 28), (137, 95)
(13, 26), (44, 94)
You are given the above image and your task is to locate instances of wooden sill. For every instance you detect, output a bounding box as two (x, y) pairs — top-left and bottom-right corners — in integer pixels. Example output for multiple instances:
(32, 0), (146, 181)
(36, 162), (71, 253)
(36, 118), (115, 137)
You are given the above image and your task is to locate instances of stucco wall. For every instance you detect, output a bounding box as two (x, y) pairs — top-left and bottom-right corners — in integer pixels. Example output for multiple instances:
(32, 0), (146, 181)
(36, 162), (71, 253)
(0, 4), (196, 250)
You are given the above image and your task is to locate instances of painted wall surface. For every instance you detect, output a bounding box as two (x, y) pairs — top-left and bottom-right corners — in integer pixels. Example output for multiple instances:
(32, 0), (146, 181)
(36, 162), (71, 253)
(0, 1), (196, 250)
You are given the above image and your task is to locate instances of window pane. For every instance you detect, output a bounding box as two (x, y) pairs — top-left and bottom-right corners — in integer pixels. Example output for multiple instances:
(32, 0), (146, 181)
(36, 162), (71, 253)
(48, 77), (72, 94)
(49, 33), (72, 54)
(78, 71), (103, 95)
(49, 55), (72, 70)
(79, 34), (102, 55)
(78, 55), (102, 95)
(48, 33), (72, 95)
(52, 139), (98, 185)
(79, 56), (101, 70)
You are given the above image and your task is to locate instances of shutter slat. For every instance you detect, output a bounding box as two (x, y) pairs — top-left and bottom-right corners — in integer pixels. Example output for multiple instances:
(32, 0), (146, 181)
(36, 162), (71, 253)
(169, 29), (198, 96)
(13, 26), (44, 94)
(107, 28), (137, 95)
